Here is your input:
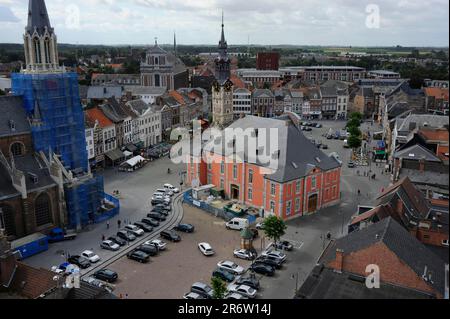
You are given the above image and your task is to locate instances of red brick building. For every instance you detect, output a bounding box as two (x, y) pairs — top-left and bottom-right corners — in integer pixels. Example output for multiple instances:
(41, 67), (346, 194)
(320, 217), (446, 298)
(186, 113), (342, 220)
(256, 52), (280, 71)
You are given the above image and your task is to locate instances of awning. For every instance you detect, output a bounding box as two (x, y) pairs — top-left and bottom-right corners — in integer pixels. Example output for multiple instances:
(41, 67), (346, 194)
(123, 151), (133, 157)
(123, 155), (146, 167)
(105, 149), (125, 162)
(125, 143), (138, 153)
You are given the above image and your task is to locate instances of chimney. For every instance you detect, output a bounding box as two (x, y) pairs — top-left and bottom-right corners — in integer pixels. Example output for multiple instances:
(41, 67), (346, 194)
(335, 249), (344, 273)
(419, 158), (425, 172)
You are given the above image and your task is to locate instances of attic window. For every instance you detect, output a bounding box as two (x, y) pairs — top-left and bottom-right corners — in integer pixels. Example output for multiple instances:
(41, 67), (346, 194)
(9, 120), (16, 131)
(409, 154), (415, 157)
(28, 173), (38, 184)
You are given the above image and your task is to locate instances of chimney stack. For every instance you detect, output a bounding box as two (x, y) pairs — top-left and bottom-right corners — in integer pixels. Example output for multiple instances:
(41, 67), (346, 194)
(335, 249), (344, 273)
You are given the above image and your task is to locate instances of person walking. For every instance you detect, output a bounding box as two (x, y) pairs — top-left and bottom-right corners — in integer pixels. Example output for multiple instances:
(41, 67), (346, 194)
(106, 221), (110, 230)
(358, 189), (361, 196)
(102, 234), (105, 241)
(118, 219), (122, 229)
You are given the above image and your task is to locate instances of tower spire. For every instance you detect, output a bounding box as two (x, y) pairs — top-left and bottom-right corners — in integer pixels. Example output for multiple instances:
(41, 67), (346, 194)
(26, 0), (53, 36)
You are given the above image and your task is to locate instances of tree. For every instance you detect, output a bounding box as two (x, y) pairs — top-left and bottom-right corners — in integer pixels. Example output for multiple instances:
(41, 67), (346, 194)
(349, 112), (363, 121)
(348, 134), (362, 149)
(0, 89), (5, 96)
(211, 276), (227, 299)
(347, 126), (361, 137)
(263, 215), (287, 247)
(347, 118), (360, 130)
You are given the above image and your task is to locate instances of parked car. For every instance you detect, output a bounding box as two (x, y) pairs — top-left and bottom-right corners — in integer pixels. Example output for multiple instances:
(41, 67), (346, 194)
(147, 212), (166, 222)
(142, 218), (160, 227)
(183, 292), (206, 300)
(93, 269), (118, 283)
(255, 256), (283, 269)
(225, 292), (249, 300)
(134, 221), (153, 233)
(164, 183), (180, 193)
(255, 222), (264, 230)
(124, 225), (145, 237)
(217, 260), (245, 275)
(154, 203), (171, 211)
(235, 274), (260, 290)
(212, 268), (235, 283)
(261, 250), (287, 263)
(127, 250), (150, 263)
(156, 188), (173, 197)
(227, 284), (257, 299)
(321, 144), (329, 150)
(174, 223), (195, 233)
(197, 242), (215, 256)
(151, 198), (169, 206)
(191, 282), (214, 299)
(117, 230), (136, 242)
(250, 263), (275, 276)
(100, 240), (120, 251)
(108, 236), (126, 246)
(145, 239), (167, 251)
(160, 230), (181, 242)
(68, 255), (91, 269)
(316, 124), (322, 128)
(273, 241), (294, 251)
(225, 218), (249, 231)
(81, 250), (101, 263)
(136, 244), (158, 256)
(347, 161), (356, 168)
(233, 249), (256, 261)
(151, 206), (169, 215)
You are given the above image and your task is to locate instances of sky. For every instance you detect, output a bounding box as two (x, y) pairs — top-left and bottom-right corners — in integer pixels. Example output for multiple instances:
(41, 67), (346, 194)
(0, 0), (448, 47)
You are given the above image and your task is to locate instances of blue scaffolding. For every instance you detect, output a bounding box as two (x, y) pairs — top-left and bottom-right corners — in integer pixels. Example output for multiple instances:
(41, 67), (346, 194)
(11, 72), (119, 229)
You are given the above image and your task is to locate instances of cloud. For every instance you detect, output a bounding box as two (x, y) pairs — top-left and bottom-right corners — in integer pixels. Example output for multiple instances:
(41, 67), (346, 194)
(0, 0), (448, 46)
(0, 5), (19, 22)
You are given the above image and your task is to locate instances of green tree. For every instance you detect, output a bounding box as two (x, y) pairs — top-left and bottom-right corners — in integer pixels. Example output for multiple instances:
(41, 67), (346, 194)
(0, 89), (5, 96)
(346, 118), (360, 130)
(348, 134), (362, 149)
(211, 276), (227, 299)
(349, 112), (363, 121)
(348, 126), (361, 137)
(263, 215), (287, 247)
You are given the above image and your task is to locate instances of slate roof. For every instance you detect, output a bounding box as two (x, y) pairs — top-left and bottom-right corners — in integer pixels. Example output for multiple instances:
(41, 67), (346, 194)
(99, 98), (129, 123)
(10, 262), (56, 299)
(26, 0), (53, 36)
(320, 217), (446, 296)
(252, 89), (274, 99)
(0, 96), (31, 138)
(320, 86), (338, 97)
(394, 144), (442, 162)
(87, 86), (123, 100)
(207, 115), (341, 183)
(127, 99), (150, 116)
(13, 154), (56, 192)
(297, 265), (434, 299)
(123, 86), (167, 96)
(64, 281), (117, 299)
(397, 114), (449, 133)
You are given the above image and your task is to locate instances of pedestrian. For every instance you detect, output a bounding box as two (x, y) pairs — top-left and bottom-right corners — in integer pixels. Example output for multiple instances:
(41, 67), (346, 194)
(102, 234), (105, 241)
(358, 189), (361, 196)
(118, 219), (121, 229)
(106, 221), (110, 229)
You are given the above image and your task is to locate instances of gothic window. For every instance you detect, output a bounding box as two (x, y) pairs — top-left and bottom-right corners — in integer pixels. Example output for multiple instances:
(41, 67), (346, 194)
(10, 142), (25, 157)
(34, 37), (42, 64)
(44, 38), (51, 64)
(155, 57), (159, 65)
(155, 74), (160, 87)
(35, 193), (53, 227)
(0, 204), (16, 236)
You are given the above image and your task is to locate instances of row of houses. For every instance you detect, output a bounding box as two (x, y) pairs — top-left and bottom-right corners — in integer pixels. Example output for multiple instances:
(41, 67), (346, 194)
(83, 88), (208, 168)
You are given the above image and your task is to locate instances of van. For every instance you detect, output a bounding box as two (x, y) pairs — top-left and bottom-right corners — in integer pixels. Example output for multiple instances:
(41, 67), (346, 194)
(226, 218), (249, 231)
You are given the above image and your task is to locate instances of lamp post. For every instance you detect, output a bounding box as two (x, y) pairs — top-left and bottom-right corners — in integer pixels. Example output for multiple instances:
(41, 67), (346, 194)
(291, 273), (299, 296)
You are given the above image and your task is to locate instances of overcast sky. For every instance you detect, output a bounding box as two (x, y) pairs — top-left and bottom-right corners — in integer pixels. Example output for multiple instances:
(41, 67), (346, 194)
(0, 0), (448, 46)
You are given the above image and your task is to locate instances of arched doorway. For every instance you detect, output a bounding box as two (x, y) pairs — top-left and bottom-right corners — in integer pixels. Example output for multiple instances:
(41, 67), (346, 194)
(308, 194), (318, 213)
(35, 193), (53, 227)
(0, 204), (16, 236)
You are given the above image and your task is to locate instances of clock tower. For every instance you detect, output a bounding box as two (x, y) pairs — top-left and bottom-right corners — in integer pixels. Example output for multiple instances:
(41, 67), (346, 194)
(212, 13), (233, 127)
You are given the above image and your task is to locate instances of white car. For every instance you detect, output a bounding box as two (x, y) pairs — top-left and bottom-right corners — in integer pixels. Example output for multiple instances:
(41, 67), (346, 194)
(217, 260), (245, 275)
(124, 225), (145, 237)
(261, 250), (287, 263)
(156, 188), (173, 197)
(198, 243), (215, 256)
(227, 284), (257, 299)
(145, 239), (167, 251)
(183, 292), (206, 300)
(233, 249), (255, 261)
(152, 194), (171, 203)
(255, 222), (264, 230)
(81, 250), (101, 263)
(164, 183), (180, 193)
(226, 292), (249, 300)
(100, 240), (120, 251)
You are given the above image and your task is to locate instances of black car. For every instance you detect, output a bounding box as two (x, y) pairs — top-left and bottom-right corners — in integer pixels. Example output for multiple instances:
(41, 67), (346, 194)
(68, 255), (91, 269)
(212, 268), (235, 283)
(160, 230), (181, 242)
(154, 204), (171, 211)
(147, 212), (166, 221)
(108, 236), (126, 246)
(255, 256), (283, 269)
(152, 205), (170, 214)
(134, 222), (153, 233)
(93, 269), (118, 283)
(151, 199), (169, 206)
(127, 250), (150, 263)
(151, 208), (169, 216)
(236, 274), (260, 290)
(274, 241), (294, 251)
(136, 244), (158, 256)
(142, 218), (160, 227)
(250, 262), (275, 276)
(173, 223), (195, 233)
(117, 230), (136, 242)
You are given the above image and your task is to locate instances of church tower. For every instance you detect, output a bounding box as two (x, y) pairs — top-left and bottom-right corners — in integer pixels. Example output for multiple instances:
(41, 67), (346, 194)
(212, 12), (234, 127)
(23, 0), (61, 73)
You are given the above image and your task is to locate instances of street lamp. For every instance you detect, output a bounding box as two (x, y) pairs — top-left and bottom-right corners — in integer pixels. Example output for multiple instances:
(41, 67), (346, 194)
(291, 273), (299, 296)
